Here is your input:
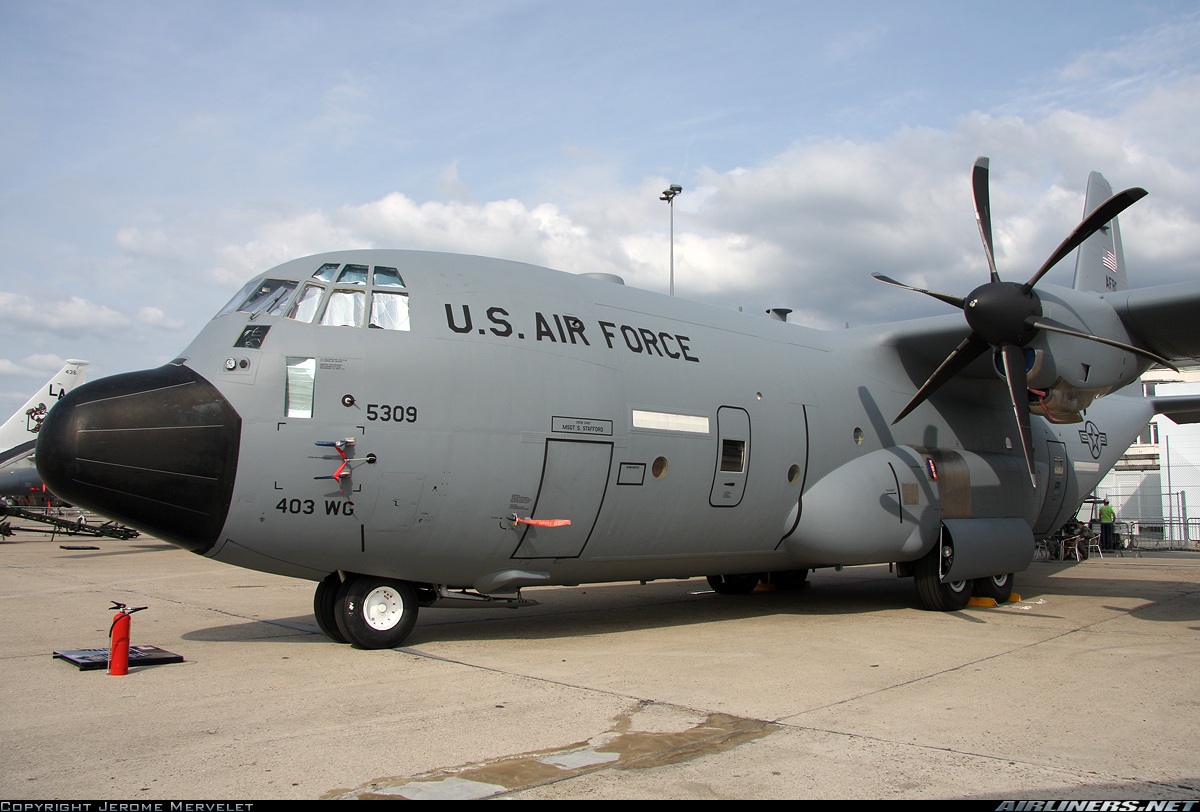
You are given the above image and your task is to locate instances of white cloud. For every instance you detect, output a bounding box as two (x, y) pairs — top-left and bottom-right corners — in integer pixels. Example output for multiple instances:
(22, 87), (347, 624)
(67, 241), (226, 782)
(0, 354), (66, 378)
(208, 211), (371, 287)
(136, 307), (184, 330)
(0, 292), (130, 338)
(435, 160), (474, 203)
(115, 226), (178, 263)
(166, 82), (1200, 334)
(1056, 13), (1200, 92)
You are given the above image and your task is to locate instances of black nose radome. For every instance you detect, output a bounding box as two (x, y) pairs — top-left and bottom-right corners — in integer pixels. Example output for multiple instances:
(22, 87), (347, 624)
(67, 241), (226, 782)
(36, 363), (241, 554)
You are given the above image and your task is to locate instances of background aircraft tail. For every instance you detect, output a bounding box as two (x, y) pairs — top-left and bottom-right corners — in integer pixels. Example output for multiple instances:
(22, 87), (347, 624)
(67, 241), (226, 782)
(1072, 171), (1129, 293)
(0, 360), (89, 464)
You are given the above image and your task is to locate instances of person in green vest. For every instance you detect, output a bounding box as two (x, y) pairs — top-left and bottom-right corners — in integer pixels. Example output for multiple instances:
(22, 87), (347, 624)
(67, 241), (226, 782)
(1099, 499), (1116, 550)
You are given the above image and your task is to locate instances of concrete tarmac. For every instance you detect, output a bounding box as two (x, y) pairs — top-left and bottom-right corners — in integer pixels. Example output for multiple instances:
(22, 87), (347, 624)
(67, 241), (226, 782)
(1, 527), (1198, 801)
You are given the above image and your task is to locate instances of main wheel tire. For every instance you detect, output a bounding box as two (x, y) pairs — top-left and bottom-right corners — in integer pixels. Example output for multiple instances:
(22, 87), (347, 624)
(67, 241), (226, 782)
(706, 573), (762, 595)
(765, 569), (809, 590)
(913, 544), (973, 611)
(314, 573), (349, 643)
(973, 573), (1014, 604)
(334, 575), (419, 649)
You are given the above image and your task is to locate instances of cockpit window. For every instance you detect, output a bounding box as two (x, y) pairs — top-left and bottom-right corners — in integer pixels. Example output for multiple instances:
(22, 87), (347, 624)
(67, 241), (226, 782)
(216, 278), (262, 318)
(369, 292), (411, 331)
(236, 279), (297, 316)
(336, 264), (369, 285)
(320, 289), (365, 327)
(312, 263), (340, 282)
(287, 283), (325, 323)
(373, 266), (405, 287)
(220, 262), (414, 331)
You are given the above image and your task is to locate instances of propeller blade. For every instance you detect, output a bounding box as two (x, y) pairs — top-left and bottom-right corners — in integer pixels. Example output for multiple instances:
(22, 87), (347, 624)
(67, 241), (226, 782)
(972, 157), (1001, 283)
(1024, 187), (1148, 291)
(1026, 316), (1178, 371)
(893, 332), (989, 424)
(871, 273), (965, 309)
(999, 343), (1037, 488)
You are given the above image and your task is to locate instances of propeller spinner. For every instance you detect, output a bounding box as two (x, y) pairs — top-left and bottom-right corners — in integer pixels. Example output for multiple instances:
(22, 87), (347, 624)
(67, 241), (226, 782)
(875, 157), (1170, 486)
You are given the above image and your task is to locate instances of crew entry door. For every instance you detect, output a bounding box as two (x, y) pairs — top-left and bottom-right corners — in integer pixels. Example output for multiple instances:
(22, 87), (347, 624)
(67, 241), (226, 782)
(710, 406), (750, 507)
(512, 439), (613, 558)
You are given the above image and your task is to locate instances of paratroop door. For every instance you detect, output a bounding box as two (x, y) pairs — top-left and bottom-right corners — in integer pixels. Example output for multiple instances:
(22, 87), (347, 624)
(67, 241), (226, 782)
(512, 439), (612, 558)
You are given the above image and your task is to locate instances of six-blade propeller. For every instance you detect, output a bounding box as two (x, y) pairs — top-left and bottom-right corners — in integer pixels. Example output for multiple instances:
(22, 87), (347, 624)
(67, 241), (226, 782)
(875, 157), (1173, 486)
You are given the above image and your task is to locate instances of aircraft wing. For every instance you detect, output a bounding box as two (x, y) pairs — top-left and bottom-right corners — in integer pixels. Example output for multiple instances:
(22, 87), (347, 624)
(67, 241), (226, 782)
(868, 313), (990, 377)
(1105, 280), (1200, 364)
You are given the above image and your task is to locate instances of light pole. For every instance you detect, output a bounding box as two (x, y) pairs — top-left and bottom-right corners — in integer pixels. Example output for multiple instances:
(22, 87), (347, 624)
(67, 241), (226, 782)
(660, 184), (681, 296)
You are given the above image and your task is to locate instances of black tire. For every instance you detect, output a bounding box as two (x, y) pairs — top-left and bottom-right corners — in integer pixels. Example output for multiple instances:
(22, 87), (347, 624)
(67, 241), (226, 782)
(972, 573), (1014, 604)
(706, 573), (762, 595)
(913, 543), (973, 611)
(314, 573), (349, 643)
(334, 575), (419, 649)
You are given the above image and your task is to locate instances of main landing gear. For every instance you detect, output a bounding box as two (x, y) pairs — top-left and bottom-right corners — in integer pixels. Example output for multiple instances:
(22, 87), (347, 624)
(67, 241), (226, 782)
(705, 569), (809, 594)
(313, 572), (420, 649)
(911, 542), (1015, 610)
(972, 572), (1014, 604)
(913, 540), (973, 611)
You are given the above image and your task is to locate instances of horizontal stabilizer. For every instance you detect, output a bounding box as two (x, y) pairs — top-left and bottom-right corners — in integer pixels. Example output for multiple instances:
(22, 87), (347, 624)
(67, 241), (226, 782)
(1150, 393), (1200, 424)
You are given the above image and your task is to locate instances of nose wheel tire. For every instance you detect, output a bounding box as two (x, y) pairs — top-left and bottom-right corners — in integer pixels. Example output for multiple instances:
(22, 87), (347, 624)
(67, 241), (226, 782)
(973, 573), (1014, 604)
(914, 544), (973, 611)
(334, 575), (419, 649)
(314, 573), (349, 643)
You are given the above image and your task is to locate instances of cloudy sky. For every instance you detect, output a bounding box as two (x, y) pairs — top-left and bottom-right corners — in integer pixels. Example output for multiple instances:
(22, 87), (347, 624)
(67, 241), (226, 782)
(1, 0), (1198, 408)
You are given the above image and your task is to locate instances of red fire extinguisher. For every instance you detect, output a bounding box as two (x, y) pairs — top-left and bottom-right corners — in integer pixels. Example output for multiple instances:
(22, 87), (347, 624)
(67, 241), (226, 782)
(108, 602), (147, 676)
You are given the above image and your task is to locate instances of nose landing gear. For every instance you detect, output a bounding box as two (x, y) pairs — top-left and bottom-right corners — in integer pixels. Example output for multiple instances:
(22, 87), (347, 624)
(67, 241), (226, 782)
(313, 572), (419, 649)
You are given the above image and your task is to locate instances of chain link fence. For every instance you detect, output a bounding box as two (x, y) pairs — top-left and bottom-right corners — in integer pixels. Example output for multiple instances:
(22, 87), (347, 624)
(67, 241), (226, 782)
(1087, 433), (1200, 550)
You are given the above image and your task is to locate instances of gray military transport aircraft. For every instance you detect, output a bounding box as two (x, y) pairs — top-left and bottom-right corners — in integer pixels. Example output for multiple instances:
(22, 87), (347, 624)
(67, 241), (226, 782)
(34, 159), (1200, 648)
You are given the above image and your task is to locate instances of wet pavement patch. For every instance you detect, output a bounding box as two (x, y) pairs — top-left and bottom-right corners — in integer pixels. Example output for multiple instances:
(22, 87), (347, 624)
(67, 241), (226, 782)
(324, 701), (778, 800)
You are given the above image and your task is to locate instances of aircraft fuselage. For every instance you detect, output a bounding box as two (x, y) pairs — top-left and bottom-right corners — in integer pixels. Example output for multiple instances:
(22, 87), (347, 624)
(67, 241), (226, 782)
(36, 250), (1153, 643)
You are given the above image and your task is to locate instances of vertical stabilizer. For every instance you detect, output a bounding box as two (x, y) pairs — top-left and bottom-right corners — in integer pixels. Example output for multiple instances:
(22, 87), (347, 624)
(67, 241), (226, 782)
(0, 360), (90, 463)
(1072, 171), (1128, 293)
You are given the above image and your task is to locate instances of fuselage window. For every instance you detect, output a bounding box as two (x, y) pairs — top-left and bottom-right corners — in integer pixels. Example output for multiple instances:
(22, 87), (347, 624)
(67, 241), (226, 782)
(287, 283), (326, 323)
(336, 264), (369, 285)
(285, 357), (316, 418)
(369, 291), (411, 330)
(237, 279), (297, 316)
(373, 266), (405, 287)
(320, 289), (365, 327)
(720, 439), (746, 473)
(312, 263), (340, 282)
